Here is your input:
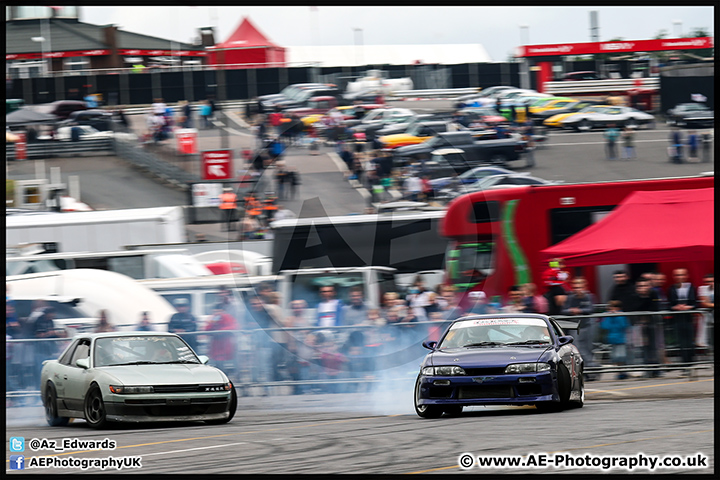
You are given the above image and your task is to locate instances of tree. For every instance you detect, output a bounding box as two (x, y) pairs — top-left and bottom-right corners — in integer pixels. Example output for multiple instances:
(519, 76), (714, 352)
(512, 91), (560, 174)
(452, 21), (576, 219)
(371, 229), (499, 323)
(653, 29), (669, 39)
(684, 27), (713, 59)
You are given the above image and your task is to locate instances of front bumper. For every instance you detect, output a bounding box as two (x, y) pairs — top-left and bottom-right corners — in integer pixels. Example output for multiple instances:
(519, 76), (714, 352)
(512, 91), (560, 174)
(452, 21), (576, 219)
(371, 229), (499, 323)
(416, 372), (558, 406)
(104, 393), (231, 422)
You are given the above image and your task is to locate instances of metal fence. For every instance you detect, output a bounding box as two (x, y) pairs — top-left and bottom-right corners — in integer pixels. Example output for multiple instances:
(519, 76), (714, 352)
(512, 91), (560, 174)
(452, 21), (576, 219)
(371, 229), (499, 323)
(5, 137), (114, 161)
(5, 309), (713, 405)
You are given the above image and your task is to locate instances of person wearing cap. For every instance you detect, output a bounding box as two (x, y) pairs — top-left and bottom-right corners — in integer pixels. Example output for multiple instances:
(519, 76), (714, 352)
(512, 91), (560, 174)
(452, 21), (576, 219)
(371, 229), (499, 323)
(168, 298), (198, 352)
(466, 290), (489, 315)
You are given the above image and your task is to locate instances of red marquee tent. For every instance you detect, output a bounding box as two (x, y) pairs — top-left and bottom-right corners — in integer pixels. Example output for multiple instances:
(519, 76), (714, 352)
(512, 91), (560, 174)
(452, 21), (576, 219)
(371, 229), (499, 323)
(207, 17), (286, 68)
(541, 188), (714, 266)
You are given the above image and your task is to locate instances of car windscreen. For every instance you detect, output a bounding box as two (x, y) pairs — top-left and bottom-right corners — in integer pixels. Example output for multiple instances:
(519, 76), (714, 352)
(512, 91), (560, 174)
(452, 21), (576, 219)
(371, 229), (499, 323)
(682, 104), (710, 112)
(95, 335), (200, 367)
(439, 317), (551, 349)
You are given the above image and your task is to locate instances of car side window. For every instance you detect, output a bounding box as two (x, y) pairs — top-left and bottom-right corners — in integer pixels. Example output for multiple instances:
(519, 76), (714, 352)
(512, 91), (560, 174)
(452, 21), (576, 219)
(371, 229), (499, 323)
(70, 341), (90, 367)
(549, 319), (565, 338)
(59, 339), (81, 366)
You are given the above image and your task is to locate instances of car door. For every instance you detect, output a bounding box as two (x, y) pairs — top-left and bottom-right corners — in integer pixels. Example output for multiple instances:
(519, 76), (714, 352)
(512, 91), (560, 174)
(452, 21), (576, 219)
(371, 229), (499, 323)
(62, 338), (93, 411)
(50, 339), (80, 401)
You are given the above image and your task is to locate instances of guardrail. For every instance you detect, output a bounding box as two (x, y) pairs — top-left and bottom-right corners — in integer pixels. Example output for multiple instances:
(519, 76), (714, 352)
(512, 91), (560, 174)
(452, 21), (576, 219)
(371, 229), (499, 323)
(5, 308), (712, 403)
(544, 77), (660, 96)
(6, 137), (115, 161)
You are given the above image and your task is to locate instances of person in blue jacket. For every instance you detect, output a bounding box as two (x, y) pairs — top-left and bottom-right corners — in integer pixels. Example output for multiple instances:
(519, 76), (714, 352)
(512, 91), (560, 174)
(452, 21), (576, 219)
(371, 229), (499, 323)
(600, 300), (630, 380)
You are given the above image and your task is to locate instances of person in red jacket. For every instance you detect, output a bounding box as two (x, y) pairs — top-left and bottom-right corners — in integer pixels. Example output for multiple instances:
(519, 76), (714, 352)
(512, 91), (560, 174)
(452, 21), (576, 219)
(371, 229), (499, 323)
(204, 304), (239, 369)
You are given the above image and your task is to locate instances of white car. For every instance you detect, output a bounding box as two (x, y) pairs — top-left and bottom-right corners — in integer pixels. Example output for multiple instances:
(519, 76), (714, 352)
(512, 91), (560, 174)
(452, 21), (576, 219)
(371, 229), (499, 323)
(39, 125), (115, 141)
(439, 173), (553, 201)
(41, 332), (237, 428)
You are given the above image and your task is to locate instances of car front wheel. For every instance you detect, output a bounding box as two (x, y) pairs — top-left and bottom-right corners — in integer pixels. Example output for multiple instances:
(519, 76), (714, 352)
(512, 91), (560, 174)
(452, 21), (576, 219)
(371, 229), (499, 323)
(576, 119), (592, 132)
(489, 154), (508, 167)
(84, 384), (108, 428)
(414, 376), (443, 418)
(206, 384), (238, 425)
(45, 383), (70, 427)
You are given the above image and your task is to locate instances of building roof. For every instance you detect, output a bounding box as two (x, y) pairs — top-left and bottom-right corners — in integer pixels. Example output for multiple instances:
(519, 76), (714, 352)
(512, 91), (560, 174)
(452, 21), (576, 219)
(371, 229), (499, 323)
(285, 44), (493, 67)
(5, 19), (201, 55)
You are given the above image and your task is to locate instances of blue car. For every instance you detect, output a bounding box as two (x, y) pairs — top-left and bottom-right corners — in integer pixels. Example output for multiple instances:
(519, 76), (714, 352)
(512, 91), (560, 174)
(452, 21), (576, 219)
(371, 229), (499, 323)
(414, 313), (584, 418)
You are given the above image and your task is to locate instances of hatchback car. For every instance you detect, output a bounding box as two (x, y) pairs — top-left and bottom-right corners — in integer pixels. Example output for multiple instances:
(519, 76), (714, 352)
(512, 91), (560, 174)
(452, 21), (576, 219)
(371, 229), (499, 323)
(41, 332), (237, 428)
(414, 313), (584, 418)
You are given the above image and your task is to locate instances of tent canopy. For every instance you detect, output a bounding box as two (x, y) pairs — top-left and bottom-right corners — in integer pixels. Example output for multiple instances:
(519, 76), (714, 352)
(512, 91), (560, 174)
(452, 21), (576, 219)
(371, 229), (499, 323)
(6, 108), (58, 126)
(541, 187), (714, 266)
(213, 17), (281, 50)
(207, 17), (285, 66)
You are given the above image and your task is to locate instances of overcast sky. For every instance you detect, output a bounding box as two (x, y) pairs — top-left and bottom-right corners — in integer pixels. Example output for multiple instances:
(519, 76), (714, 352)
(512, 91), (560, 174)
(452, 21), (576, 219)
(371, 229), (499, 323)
(81, 6), (714, 62)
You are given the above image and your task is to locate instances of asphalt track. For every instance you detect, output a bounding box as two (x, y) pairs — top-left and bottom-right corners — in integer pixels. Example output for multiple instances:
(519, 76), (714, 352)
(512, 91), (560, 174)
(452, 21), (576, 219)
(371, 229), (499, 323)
(5, 372), (714, 474)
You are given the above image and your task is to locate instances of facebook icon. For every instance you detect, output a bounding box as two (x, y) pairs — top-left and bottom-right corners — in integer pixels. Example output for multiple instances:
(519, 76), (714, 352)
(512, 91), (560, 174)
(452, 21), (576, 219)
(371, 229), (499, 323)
(10, 455), (25, 470)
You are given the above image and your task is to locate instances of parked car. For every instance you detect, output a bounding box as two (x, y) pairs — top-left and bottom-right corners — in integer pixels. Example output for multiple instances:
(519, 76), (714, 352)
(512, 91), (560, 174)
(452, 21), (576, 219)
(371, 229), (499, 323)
(36, 100), (88, 120)
(414, 313), (584, 417)
(454, 86), (518, 108)
(530, 100), (603, 125)
(258, 83), (329, 111)
(273, 85), (344, 111)
(394, 130), (526, 166)
(548, 105), (655, 131)
(378, 121), (451, 149)
(39, 125), (114, 141)
(59, 109), (114, 131)
(527, 97), (576, 115)
(41, 332), (237, 428)
(559, 71), (603, 81)
(665, 103), (714, 128)
(428, 165), (518, 191)
(455, 107), (507, 127)
(437, 172), (552, 201)
(301, 104), (384, 126)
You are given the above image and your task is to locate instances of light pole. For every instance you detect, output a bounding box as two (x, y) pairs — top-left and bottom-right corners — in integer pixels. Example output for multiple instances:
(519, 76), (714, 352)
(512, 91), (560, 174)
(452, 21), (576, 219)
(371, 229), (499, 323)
(353, 28), (364, 67)
(519, 24), (529, 45)
(672, 20), (683, 38)
(31, 36), (47, 76)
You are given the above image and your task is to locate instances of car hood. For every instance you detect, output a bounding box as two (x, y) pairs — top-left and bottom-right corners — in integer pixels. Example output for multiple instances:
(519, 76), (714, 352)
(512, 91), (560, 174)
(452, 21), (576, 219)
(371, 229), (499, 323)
(429, 346), (552, 367)
(95, 364), (227, 385)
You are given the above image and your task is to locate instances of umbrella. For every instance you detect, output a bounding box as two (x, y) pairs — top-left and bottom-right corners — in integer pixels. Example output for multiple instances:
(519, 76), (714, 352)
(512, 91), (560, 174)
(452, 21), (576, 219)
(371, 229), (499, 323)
(6, 107), (59, 127)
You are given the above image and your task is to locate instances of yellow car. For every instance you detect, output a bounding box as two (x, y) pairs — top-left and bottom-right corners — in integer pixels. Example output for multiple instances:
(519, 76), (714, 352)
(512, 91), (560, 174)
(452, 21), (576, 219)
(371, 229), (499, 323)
(543, 105), (611, 128)
(379, 121), (448, 149)
(528, 97), (575, 115)
(301, 106), (356, 126)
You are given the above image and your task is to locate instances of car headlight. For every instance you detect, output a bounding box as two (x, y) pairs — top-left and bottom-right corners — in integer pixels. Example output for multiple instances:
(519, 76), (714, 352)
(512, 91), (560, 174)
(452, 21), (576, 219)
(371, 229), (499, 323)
(109, 385), (154, 394)
(504, 363), (551, 374)
(422, 366), (466, 376)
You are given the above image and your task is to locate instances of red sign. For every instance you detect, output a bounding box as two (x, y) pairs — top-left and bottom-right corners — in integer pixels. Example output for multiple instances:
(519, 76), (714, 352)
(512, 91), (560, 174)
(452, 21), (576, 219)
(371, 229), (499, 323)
(6, 49), (206, 61)
(15, 132), (27, 160)
(518, 36), (713, 57)
(201, 150), (233, 180)
(176, 129), (198, 155)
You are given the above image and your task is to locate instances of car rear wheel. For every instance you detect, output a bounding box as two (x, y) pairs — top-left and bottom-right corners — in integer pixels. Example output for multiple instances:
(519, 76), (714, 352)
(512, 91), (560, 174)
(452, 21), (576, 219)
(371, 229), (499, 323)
(206, 384), (238, 425)
(414, 376), (443, 418)
(570, 372), (585, 409)
(626, 119), (637, 129)
(45, 383), (69, 427)
(84, 384), (108, 428)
